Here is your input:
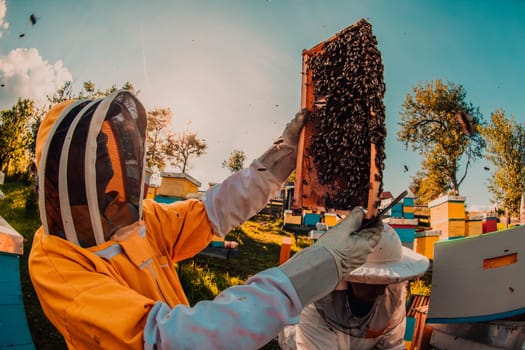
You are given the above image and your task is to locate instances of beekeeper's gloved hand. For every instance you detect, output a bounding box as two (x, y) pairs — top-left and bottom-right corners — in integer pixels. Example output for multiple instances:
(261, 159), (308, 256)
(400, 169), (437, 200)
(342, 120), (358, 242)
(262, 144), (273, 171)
(279, 207), (383, 307)
(257, 109), (307, 182)
(316, 207), (383, 277)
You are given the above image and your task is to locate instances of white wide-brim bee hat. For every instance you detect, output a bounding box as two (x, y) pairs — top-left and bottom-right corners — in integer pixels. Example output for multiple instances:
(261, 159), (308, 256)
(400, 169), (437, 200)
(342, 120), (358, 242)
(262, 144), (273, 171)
(346, 223), (430, 284)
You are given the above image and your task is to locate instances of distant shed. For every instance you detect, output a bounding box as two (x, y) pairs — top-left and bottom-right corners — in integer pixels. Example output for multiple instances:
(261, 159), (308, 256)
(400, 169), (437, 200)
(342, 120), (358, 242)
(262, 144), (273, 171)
(157, 172), (201, 202)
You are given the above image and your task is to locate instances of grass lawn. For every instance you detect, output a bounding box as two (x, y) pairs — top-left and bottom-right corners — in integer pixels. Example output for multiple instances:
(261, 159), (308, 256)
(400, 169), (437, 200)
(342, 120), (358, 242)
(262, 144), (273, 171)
(1, 180), (311, 349)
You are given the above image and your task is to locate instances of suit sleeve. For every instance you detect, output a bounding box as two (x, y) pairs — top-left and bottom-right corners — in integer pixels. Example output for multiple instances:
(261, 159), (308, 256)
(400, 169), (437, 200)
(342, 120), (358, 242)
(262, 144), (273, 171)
(142, 198), (215, 262)
(144, 268), (303, 350)
(204, 160), (283, 237)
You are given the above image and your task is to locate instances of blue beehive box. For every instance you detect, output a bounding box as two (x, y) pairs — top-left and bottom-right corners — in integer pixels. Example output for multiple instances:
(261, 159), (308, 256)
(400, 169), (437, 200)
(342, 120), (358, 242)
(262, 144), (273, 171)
(393, 227), (416, 243)
(403, 197), (415, 207)
(391, 203), (404, 218)
(0, 216), (35, 349)
(303, 213), (321, 227)
(404, 211), (415, 219)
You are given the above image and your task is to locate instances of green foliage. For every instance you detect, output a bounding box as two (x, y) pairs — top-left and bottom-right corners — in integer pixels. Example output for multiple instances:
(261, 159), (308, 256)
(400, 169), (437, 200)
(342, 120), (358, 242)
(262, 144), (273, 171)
(222, 149), (246, 173)
(76, 80), (137, 99)
(409, 278), (431, 297)
(481, 109), (525, 216)
(46, 80), (74, 105)
(0, 99), (35, 176)
(164, 131), (207, 173)
(398, 80), (485, 203)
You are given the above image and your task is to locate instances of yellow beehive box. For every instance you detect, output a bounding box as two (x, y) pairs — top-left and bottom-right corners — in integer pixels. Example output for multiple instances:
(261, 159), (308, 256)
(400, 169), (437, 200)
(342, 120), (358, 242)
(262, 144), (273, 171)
(323, 213), (339, 227)
(414, 230), (441, 260)
(448, 220), (466, 238)
(429, 195), (466, 219)
(496, 222), (506, 231)
(429, 195), (466, 238)
(284, 210), (302, 225)
(431, 218), (465, 239)
(158, 172), (201, 199)
(466, 216), (483, 237)
(146, 184), (158, 200)
(404, 206), (415, 214)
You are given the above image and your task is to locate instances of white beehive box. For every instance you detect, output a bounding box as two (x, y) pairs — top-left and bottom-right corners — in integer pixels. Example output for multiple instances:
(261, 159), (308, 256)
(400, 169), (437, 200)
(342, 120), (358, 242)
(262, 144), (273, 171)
(427, 225), (525, 323)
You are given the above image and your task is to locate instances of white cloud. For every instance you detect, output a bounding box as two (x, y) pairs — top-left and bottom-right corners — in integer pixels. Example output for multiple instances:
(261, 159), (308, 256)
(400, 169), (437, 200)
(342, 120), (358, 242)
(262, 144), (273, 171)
(0, 48), (72, 107)
(0, 0), (8, 39)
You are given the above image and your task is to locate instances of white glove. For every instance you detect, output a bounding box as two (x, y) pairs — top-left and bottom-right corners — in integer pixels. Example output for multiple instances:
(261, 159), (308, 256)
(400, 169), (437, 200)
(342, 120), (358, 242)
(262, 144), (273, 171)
(279, 207), (382, 307)
(315, 207), (383, 279)
(257, 110), (307, 182)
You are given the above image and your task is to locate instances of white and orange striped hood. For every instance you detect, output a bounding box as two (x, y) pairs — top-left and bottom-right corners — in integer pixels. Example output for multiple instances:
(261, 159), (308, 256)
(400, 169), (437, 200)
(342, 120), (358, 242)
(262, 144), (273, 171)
(35, 90), (147, 247)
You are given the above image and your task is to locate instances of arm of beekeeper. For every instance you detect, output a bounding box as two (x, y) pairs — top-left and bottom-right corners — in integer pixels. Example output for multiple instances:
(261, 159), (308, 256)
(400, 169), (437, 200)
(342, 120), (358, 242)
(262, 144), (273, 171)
(145, 208), (383, 350)
(142, 198), (216, 261)
(375, 282), (408, 350)
(145, 268), (302, 349)
(30, 227), (300, 350)
(205, 111), (306, 236)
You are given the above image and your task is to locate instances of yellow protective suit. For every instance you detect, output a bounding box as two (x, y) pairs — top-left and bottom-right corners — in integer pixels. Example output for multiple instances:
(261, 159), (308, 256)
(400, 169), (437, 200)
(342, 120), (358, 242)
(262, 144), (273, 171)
(29, 90), (305, 350)
(30, 199), (213, 348)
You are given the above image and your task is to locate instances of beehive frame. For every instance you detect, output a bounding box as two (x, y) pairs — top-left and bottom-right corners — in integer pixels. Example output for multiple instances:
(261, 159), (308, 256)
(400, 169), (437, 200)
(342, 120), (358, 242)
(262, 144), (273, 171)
(293, 19), (386, 219)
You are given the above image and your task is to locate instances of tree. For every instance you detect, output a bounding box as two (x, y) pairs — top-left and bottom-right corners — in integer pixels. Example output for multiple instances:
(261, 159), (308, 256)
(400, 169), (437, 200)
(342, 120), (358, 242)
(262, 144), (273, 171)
(398, 80), (485, 202)
(409, 159), (451, 205)
(48, 80), (74, 104)
(73, 80), (138, 100)
(222, 149), (246, 173)
(0, 99), (35, 176)
(480, 109), (525, 217)
(164, 131), (207, 173)
(146, 108), (173, 170)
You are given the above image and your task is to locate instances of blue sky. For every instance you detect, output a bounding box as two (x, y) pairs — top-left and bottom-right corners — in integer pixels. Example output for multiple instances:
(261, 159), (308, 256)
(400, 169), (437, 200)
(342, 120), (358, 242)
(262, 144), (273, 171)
(1, 0), (524, 210)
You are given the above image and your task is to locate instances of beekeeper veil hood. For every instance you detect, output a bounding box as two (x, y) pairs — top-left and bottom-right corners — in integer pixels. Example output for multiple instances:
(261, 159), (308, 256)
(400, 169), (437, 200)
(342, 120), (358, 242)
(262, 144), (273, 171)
(35, 90), (147, 247)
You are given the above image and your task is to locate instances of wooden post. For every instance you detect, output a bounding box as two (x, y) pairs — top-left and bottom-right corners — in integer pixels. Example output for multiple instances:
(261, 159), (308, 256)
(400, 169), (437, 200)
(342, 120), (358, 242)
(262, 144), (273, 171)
(279, 237), (293, 265)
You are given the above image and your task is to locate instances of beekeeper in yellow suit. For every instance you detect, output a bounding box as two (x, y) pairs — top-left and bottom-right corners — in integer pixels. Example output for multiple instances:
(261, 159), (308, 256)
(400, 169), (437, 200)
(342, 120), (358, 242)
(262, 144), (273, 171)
(29, 90), (383, 350)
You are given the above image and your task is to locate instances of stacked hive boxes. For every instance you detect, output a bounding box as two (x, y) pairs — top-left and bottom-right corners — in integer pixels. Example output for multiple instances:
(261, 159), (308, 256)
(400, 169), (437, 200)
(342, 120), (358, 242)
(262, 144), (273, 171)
(414, 230), (441, 260)
(283, 210), (340, 232)
(387, 194), (418, 249)
(465, 214), (483, 236)
(428, 195), (466, 239)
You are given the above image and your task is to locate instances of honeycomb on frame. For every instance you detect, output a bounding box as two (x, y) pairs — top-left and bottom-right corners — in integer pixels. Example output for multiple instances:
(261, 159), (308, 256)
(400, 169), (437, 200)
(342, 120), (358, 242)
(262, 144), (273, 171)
(294, 19), (386, 219)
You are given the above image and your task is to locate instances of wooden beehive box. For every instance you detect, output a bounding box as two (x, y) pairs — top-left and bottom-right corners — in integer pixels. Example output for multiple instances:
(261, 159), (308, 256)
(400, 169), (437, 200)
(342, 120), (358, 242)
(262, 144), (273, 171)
(0, 216), (34, 349)
(293, 19), (386, 219)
